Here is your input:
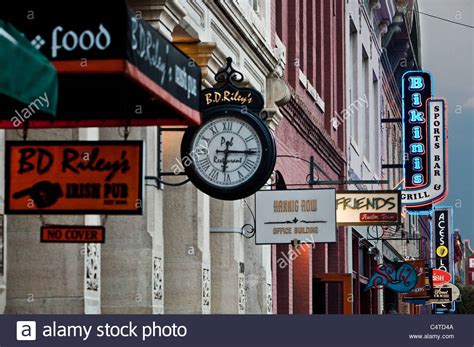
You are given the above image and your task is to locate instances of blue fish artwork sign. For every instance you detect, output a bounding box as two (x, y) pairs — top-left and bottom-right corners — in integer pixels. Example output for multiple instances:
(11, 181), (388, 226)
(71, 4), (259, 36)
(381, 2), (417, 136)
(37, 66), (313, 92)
(366, 262), (418, 293)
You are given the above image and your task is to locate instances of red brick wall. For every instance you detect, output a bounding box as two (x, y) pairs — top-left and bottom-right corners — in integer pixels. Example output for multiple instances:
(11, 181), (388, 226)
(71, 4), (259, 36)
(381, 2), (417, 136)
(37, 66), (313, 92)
(328, 227), (347, 273)
(293, 245), (313, 314)
(272, 0), (346, 314)
(275, 244), (294, 314)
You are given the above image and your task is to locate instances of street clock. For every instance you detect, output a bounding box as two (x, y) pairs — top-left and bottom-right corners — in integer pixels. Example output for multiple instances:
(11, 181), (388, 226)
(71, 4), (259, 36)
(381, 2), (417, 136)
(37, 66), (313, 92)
(181, 57), (276, 200)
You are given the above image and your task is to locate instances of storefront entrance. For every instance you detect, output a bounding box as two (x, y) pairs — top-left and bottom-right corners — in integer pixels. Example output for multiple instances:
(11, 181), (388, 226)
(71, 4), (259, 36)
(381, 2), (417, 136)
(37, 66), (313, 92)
(313, 273), (352, 314)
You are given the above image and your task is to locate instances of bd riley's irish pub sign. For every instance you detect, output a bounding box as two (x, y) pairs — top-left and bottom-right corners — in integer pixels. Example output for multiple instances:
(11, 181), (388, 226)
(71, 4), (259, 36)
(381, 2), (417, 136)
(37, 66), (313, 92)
(5, 141), (143, 214)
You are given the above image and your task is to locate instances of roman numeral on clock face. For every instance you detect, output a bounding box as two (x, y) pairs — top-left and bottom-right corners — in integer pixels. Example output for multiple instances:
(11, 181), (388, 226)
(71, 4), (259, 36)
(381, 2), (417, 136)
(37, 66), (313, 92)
(210, 125), (219, 136)
(209, 169), (219, 180)
(184, 114), (274, 196)
(222, 121), (233, 131)
(243, 159), (256, 171)
(198, 157), (211, 172)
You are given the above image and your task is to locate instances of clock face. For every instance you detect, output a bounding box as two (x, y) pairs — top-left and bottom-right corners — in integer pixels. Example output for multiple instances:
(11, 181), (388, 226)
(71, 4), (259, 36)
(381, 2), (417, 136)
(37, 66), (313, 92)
(191, 116), (263, 188)
(181, 109), (276, 200)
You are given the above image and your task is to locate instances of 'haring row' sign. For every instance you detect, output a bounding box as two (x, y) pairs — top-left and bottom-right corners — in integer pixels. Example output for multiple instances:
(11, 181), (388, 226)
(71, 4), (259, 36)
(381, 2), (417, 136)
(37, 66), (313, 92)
(401, 70), (448, 211)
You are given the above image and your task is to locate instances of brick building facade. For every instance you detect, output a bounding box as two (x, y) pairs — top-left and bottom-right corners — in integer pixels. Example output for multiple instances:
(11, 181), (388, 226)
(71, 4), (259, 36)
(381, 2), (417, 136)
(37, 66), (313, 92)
(271, 0), (349, 314)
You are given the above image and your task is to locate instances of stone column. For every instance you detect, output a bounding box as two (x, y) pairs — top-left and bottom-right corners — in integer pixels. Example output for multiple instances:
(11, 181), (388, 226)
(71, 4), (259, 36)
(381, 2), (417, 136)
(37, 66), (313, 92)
(5, 129), (86, 314)
(79, 128), (101, 314)
(100, 0), (187, 315)
(100, 126), (163, 314)
(209, 199), (245, 313)
(162, 129), (211, 314)
(244, 197), (273, 314)
(128, 0), (186, 41)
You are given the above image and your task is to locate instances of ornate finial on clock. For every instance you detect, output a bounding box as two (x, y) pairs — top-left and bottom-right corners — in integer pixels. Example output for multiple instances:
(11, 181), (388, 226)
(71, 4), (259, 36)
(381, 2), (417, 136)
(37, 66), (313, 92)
(215, 57), (244, 86)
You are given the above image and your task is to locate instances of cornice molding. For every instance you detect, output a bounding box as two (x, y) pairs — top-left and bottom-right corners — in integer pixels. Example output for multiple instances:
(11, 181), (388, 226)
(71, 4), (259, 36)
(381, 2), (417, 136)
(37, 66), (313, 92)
(128, 0), (186, 40)
(206, 0), (278, 74)
(281, 89), (346, 176)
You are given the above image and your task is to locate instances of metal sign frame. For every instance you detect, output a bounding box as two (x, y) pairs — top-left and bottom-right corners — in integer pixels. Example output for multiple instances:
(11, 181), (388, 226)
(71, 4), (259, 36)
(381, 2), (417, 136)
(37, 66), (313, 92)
(255, 188), (337, 245)
(40, 225), (105, 243)
(336, 190), (402, 226)
(5, 141), (144, 215)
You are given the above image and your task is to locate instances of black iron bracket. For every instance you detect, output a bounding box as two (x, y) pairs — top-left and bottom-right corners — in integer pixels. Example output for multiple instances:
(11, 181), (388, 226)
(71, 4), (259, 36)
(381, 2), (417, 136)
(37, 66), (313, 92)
(366, 225), (422, 241)
(381, 118), (402, 123)
(382, 164), (403, 169)
(241, 199), (256, 239)
(147, 127), (190, 188)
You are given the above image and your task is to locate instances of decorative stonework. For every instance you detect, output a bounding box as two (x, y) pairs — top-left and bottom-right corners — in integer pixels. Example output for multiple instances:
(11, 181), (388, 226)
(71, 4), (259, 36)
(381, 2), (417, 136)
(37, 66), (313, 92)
(128, 0), (186, 40)
(238, 276), (246, 314)
(174, 41), (217, 80)
(282, 90), (346, 176)
(85, 244), (99, 292)
(0, 216), (3, 277)
(202, 268), (210, 308)
(379, 20), (389, 36)
(153, 257), (163, 301)
(238, 262), (246, 314)
(266, 283), (272, 314)
(370, 0), (382, 11)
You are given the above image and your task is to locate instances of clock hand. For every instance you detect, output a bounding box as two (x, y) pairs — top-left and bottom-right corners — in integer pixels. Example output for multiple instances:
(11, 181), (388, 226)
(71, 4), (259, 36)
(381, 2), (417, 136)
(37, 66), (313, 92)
(216, 150), (257, 154)
(222, 141), (231, 172)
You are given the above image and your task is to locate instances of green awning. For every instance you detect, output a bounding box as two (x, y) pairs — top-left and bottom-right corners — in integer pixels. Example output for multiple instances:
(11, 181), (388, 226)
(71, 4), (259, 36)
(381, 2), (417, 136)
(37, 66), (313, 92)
(0, 19), (57, 115)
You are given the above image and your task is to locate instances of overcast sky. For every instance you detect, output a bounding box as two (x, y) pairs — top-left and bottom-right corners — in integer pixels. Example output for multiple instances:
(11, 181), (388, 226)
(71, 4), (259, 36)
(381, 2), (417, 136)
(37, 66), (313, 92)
(418, 0), (474, 246)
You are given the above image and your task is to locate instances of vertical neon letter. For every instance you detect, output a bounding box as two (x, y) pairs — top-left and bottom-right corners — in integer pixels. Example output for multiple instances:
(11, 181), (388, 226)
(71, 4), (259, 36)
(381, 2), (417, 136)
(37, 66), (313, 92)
(412, 93), (422, 107)
(410, 143), (425, 154)
(408, 110), (425, 123)
(413, 157), (423, 171)
(412, 174), (424, 185)
(412, 126), (422, 140)
(408, 76), (425, 90)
